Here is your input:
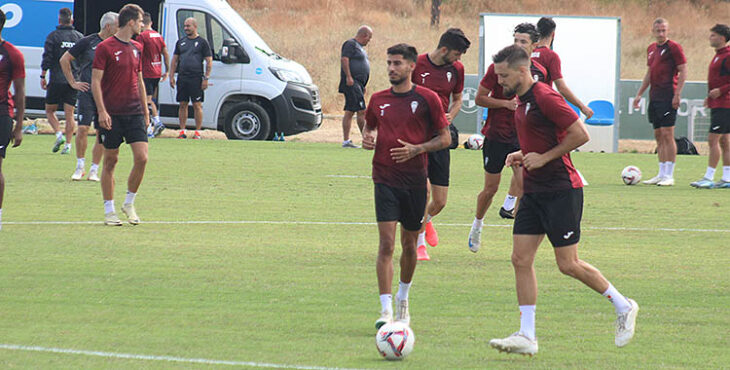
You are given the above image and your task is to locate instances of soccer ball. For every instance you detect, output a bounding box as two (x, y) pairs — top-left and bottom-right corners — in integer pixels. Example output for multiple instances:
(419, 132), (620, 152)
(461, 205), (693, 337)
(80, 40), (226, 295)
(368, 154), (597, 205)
(466, 134), (484, 150)
(375, 322), (415, 360)
(621, 166), (642, 185)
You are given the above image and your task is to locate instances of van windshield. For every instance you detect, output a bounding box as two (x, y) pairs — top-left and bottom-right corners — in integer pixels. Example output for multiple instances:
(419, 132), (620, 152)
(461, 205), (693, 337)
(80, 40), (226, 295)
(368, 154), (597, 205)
(227, 13), (276, 58)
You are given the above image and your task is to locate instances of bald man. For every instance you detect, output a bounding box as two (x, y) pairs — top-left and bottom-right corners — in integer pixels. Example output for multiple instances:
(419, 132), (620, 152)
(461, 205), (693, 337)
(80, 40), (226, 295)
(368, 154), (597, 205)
(339, 25), (372, 148)
(169, 17), (212, 140)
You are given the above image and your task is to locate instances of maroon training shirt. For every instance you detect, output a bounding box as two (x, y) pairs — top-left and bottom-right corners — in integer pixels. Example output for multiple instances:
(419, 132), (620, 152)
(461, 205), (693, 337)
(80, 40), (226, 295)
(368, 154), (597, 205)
(707, 45), (730, 109)
(412, 53), (465, 113)
(647, 40), (686, 101)
(515, 82), (582, 193)
(138, 30), (166, 79)
(0, 41), (25, 118)
(531, 46), (562, 86)
(92, 36), (144, 116)
(479, 61), (548, 143)
(365, 85), (450, 189)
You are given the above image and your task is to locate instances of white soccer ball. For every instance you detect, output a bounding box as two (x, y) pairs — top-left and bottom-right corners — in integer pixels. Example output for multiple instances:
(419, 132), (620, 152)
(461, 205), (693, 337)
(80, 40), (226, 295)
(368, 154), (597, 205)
(375, 321), (415, 360)
(621, 165), (642, 185)
(467, 134), (484, 150)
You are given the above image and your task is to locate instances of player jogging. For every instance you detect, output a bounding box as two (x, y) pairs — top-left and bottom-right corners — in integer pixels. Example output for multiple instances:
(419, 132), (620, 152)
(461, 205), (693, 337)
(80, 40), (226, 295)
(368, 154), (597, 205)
(486, 45), (638, 356)
(60, 11), (118, 182)
(411, 28), (470, 261)
(91, 4), (149, 226)
(139, 11), (170, 137)
(363, 43), (450, 329)
(0, 9), (26, 231)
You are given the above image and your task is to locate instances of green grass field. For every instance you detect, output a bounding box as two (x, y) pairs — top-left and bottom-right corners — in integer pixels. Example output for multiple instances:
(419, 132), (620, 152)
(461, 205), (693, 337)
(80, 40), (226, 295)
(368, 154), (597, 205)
(1, 136), (728, 369)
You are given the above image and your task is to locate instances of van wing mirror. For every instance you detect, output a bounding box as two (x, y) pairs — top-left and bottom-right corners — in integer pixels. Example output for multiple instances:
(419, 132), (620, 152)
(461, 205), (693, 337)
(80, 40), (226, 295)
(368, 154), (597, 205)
(222, 38), (250, 64)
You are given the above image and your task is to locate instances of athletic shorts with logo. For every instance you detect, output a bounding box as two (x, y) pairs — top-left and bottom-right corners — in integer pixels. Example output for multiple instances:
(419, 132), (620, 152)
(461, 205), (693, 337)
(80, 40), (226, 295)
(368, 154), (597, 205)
(144, 78), (160, 97)
(648, 100), (677, 129)
(76, 93), (99, 128)
(97, 114), (148, 149)
(342, 82), (366, 112)
(374, 183), (427, 231)
(482, 139), (520, 174)
(513, 188), (583, 247)
(45, 82), (78, 106)
(176, 76), (204, 103)
(428, 148), (450, 186)
(710, 108), (730, 134)
(0, 116), (12, 158)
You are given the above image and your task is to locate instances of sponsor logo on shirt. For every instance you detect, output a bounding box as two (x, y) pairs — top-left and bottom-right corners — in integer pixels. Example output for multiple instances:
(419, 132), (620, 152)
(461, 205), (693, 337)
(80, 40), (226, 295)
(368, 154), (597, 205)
(420, 72), (429, 84)
(410, 101), (418, 114)
(531, 51), (540, 58)
(379, 103), (390, 116)
(181, 42), (186, 46)
(61, 41), (75, 48)
(114, 50), (123, 61)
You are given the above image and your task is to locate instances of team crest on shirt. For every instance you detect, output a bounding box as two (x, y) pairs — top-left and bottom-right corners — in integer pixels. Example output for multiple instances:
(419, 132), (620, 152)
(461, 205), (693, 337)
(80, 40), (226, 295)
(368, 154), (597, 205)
(411, 101), (419, 113)
(660, 49), (666, 56)
(379, 104), (390, 116)
(195, 41), (199, 47)
(525, 102), (531, 114)
(446, 71), (452, 82)
(133, 49), (138, 58)
(420, 72), (429, 84)
(0, 55), (3, 62)
(532, 74), (539, 82)
(714, 56), (719, 64)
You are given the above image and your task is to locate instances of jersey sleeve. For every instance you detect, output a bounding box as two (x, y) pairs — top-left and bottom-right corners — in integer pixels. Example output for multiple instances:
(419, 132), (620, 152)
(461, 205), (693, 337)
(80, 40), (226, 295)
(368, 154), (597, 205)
(201, 38), (212, 58)
(341, 40), (356, 59)
(719, 56), (730, 95)
(41, 32), (55, 71)
(427, 91), (449, 130)
(646, 45), (652, 67)
(671, 42), (687, 66)
(173, 40), (181, 55)
(480, 64), (497, 91)
(365, 96), (378, 129)
(9, 45), (26, 80)
(453, 62), (465, 94)
(68, 36), (88, 59)
(538, 86), (579, 130)
(92, 44), (109, 71)
(549, 52), (563, 81)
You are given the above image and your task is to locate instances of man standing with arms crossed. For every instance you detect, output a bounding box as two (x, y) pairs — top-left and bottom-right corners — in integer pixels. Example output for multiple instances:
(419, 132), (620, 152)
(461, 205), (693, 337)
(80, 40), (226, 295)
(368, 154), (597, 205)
(41, 7), (82, 154)
(92, 4), (149, 226)
(411, 28), (469, 261)
(169, 17), (212, 140)
(339, 26), (372, 148)
(363, 44), (450, 329)
(691, 24), (730, 189)
(633, 18), (687, 186)
(60, 11), (118, 181)
(0, 9), (25, 231)
(139, 11), (170, 137)
(486, 45), (638, 356)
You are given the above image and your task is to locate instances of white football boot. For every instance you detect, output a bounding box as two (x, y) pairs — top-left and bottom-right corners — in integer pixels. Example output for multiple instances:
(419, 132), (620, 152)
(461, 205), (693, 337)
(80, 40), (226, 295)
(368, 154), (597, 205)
(642, 175), (662, 185)
(468, 225), (482, 253)
(489, 332), (538, 356)
(375, 310), (392, 330)
(615, 298), (639, 347)
(395, 299), (410, 326)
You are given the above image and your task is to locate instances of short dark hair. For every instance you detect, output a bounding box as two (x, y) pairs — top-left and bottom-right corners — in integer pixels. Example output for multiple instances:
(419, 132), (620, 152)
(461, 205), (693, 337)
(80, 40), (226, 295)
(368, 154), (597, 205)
(59, 7), (72, 25)
(711, 23), (730, 43)
(0, 9), (6, 32)
(118, 4), (143, 28)
(492, 44), (530, 68)
(143, 12), (152, 25)
(387, 43), (418, 63)
(438, 28), (471, 53)
(514, 22), (539, 43)
(537, 17), (556, 39)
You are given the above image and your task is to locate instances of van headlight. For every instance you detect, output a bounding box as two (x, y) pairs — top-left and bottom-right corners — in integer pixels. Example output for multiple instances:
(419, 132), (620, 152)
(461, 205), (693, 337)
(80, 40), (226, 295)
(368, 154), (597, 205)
(269, 67), (305, 83)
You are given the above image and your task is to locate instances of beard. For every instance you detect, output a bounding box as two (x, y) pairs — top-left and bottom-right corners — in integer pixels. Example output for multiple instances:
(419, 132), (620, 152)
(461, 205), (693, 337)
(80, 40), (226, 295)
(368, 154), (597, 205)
(389, 76), (407, 86)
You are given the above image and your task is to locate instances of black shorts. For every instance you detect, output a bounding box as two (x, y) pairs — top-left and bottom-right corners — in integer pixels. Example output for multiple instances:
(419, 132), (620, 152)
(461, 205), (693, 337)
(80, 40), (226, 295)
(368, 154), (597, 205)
(482, 139), (520, 174)
(76, 93), (98, 128)
(513, 188), (583, 248)
(0, 116), (12, 158)
(144, 78), (160, 97)
(428, 148), (450, 187)
(45, 83), (78, 106)
(710, 108), (730, 134)
(374, 183), (427, 231)
(98, 114), (148, 149)
(342, 82), (366, 112)
(176, 76), (204, 103)
(648, 100), (677, 129)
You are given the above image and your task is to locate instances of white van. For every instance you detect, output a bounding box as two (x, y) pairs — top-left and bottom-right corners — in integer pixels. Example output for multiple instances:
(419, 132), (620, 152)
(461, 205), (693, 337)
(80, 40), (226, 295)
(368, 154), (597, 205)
(2, 0), (323, 140)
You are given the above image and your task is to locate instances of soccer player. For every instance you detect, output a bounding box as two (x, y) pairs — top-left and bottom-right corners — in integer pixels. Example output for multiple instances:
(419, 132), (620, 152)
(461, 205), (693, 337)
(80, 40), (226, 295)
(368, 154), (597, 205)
(486, 45), (638, 356)
(691, 24), (730, 189)
(339, 26), (373, 148)
(467, 24), (548, 252)
(169, 17), (212, 140)
(60, 12), (118, 182)
(411, 28), (470, 261)
(91, 4), (149, 226)
(363, 43), (450, 329)
(633, 18), (687, 186)
(139, 11), (170, 137)
(0, 9), (26, 231)
(41, 7), (83, 154)
(533, 17), (594, 119)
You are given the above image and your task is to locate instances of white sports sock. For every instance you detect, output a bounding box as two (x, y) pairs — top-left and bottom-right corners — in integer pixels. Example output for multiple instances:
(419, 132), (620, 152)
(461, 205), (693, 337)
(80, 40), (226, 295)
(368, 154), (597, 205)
(723, 166), (730, 182)
(665, 162), (675, 178)
(425, 214), (433, 224)
(125, 191), (136, 206)
(396, 281), (411, 301)
(519, 305), (536, 340)
(602, 283), (631, 313)
(417, 232), (426, 247)
(90, 163), (99, 172)
(658, 162), (666, 178)
(64, 143), (71, 150)
(104, 200), (115, 214)
(55, 131), (63, 139)
(380, 294), (393, 314)
(473, 217), (483, 229)
(77, 158), (85, 169)
(704, 167), (716, 180)
(503, 194), (517, 211)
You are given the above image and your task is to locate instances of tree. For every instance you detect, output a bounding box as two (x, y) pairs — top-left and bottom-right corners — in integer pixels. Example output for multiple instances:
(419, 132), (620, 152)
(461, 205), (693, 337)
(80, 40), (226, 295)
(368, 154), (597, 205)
(431, 0), (442, 27)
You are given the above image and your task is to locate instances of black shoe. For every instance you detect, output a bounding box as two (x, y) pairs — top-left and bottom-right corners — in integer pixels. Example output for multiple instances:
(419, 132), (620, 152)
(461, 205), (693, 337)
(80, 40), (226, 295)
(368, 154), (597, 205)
(499, 207), (514, 219)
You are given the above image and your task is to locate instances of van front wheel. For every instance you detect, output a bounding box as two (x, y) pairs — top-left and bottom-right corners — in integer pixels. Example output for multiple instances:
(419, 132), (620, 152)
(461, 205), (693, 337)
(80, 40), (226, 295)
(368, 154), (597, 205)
(223, 101), (271, 140)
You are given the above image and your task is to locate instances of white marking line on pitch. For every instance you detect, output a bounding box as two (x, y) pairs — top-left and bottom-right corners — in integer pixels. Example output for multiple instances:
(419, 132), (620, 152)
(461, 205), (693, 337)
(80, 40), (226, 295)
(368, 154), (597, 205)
(0, 344), (361, 370)
(4, 220), (730, 233)
(325, 175), (371, 179)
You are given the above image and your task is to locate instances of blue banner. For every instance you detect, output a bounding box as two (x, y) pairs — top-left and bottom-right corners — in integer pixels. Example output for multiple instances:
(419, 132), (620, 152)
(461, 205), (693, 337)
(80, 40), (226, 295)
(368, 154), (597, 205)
(1, 0), (75, 48)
